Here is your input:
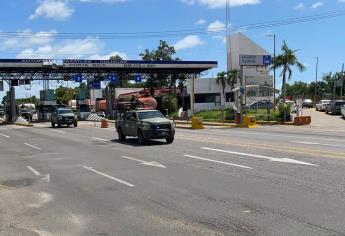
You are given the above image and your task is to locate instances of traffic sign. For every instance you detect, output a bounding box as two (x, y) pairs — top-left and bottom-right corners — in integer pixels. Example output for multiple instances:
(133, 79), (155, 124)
(74, 75), (82, 83)
(109, 74), (118, 83)
(135, 74), (142, 83)
(88, 81), (101, 89)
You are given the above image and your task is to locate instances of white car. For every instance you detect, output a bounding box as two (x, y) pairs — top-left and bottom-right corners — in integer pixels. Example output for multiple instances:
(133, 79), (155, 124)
(316, 100), (331, 112)
(285, 100), (297, 113)
(341, 105), (345, 119)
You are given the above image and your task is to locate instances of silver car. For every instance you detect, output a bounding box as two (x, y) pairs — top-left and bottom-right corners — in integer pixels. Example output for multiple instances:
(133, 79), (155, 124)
(341, 105), (345, 119)
(316, 100), (330, 112)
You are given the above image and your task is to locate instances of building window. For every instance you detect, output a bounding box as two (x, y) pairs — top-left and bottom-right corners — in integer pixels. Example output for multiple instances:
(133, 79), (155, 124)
(195, 93), (220, 103)
(225, 92), (235, 102)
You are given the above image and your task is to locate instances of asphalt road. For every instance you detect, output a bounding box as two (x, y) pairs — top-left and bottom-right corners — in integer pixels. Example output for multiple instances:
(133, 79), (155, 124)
(1, 121), (345, 236)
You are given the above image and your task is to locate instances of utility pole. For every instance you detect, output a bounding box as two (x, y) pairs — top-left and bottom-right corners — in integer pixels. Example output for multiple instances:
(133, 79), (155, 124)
(273, 34), (276, 109)
(314, 56), (319, 106)
(340, 63), (344, 100)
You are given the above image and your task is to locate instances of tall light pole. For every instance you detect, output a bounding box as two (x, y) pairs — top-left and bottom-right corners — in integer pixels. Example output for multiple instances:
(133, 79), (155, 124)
(226, 0), (231, 73)
(314, 56), (319, 106)
(266, 34), (276, 108)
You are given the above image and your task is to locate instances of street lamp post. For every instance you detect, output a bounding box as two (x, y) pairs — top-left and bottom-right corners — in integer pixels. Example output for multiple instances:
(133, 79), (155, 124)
(266, 34), (276, 109)
(314, 56), (319, 106)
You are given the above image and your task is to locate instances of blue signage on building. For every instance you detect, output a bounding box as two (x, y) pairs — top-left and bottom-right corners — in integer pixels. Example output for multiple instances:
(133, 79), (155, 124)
(135, 74), (142, 83)
(74, 75), (83, 83)
(88, 81), (101, 89)
(263, 55), (272, 65)
(109, 74), (118, 83)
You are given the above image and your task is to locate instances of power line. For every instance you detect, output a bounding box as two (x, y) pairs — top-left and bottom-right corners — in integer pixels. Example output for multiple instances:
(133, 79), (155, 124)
(0, 10), (344, 40)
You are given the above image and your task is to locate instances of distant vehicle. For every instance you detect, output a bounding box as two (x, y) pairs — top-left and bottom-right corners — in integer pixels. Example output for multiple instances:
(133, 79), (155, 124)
(247, 100), (274, 110)
(316, 100), (331, 112)
(19, 109), (33, 122)
(325, 100), (345, 115)
(116, 110), (175, 145)
(285, 100), (297, 113)
(0, 109), (4, 117)
(51, 108), (78, 128)
(341, 105), (345, 119)
(302, 99), (314, 108)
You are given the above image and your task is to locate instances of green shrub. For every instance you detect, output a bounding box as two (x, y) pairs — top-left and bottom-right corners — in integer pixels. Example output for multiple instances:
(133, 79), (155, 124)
(161, 94), (178, 113)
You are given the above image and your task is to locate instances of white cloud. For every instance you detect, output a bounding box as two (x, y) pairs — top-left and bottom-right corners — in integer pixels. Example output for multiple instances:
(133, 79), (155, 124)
(30, 0), (74, 21)
(182, 0), (261, 9)
(207, 20), (225, 33)
(88, 51), (128, 60)
(78, 0), (127, 2)
(195, 19), (207, 25)
(174, 35), (204, 50)
(0, 29), (57, 50)
(293, 2), (305, 10)
(30, 0), (127, 21)
(311, 1), (323, 9)
(212, 35), (226, 44)
(16, 37), (104, 59)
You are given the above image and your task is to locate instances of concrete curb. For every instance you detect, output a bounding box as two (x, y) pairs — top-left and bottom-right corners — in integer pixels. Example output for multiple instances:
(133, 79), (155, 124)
(14, 123), (34, 127)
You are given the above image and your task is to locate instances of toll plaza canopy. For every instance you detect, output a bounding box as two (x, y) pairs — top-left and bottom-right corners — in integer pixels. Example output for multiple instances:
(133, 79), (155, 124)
(0, 59), (218, 77)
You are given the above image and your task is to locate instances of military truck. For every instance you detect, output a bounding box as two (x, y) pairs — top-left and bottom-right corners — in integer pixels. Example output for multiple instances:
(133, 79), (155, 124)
(116, 110), (175, 145)
(51, 108), (78, 128)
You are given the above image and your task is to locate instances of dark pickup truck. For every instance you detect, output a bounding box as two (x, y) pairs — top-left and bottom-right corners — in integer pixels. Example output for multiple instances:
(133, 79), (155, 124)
(51, 108), (78, 128)
(116, 110), (175, 144)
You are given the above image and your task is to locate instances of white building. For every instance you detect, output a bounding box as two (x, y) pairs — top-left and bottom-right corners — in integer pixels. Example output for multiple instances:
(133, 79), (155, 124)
(187, 32), (273, 113)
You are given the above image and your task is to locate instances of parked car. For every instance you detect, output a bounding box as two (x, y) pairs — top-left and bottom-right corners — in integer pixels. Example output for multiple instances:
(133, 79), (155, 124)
(247, 100), (274, 110)
(116, 109), (175, 145)
(302, 99), (314, 108)
(51, 108), (78, 128)
(316, 100), (331, 111)
(341, 105), (345, 119)
(325, 100), (345, 115)
(285, 100), (297, 113)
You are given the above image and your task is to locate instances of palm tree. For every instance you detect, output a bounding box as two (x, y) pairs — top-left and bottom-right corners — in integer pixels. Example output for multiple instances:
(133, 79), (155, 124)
(227, 69), (240, 91)
(271, 41), (306, 104)
(216, 72), (228, 99)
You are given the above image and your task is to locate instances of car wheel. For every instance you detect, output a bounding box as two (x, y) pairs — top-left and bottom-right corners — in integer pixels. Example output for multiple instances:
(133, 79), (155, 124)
(166, 138), (174, 144)
(137, 130), (145, 145)
(117, 128), (126, 141)
(74, 123), (78, 128)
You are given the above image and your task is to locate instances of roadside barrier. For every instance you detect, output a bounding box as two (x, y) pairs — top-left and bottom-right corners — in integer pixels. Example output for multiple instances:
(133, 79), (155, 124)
(191, 116), (204, 129)
(86, 114), (105, 122)
(294, 116), (311, 126)
(101, 119), (109, 128)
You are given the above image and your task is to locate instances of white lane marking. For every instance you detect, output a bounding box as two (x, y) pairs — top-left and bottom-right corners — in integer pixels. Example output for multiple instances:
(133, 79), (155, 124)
(24, 143), (42, 150)
(0, 133), (10, 138)
(292, 141), (345, 148)
(83, 166), (135, 187)
(213, 130), (345, 143)
(27, 166), (50, 182)
(27, 166), (41, 176)
(121, 156), (167, 168)
(184, 155), (253, 169)
(202, 147), (318, 166)
(50, 129), (66, 134)
(91, 137), (111, 142)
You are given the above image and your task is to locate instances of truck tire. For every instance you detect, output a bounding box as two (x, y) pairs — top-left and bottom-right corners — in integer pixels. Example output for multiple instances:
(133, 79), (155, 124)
(117, 128), (126, 141)
(74, 123), (78, 128)
(58, 123), (62, 128)
(51, 122), (55, 128)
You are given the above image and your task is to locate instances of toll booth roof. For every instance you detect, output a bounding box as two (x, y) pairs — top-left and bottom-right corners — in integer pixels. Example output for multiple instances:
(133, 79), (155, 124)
(0, 59), (218, 74)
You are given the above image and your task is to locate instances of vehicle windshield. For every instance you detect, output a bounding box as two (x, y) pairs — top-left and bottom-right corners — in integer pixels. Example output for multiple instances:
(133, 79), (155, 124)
(58, 109), (74, 114)
(137, 111), (165, 120)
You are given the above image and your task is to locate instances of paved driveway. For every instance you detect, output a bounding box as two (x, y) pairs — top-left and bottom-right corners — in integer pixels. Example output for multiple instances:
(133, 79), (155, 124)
(302, 108), (345, 129)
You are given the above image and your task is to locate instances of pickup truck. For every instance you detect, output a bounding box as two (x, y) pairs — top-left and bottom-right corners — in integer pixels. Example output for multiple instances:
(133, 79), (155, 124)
(116, 110), (175, 144)
(51, 108), (78, 128)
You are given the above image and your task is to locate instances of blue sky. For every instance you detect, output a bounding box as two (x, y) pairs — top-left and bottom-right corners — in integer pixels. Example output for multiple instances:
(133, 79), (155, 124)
(1, 0), (345, 100)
